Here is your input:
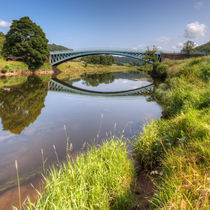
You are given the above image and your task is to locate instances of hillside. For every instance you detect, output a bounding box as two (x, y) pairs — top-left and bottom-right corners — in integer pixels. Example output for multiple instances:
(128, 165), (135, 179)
(114, 55), (144, 65)
(193, 41), (210, 53)
(48, 43), (72, 51)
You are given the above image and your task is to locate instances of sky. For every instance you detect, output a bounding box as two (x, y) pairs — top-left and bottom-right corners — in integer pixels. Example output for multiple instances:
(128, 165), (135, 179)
(0, 0), (210, 51)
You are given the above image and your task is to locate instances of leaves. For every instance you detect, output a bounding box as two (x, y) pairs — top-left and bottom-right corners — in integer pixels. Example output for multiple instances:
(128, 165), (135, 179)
(3, 16), (49, 69)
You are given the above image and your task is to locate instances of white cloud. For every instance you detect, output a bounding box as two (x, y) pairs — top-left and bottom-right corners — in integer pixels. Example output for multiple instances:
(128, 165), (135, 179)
(135, 44), (162, 51)
(0, 19), (10, 27)
(184, 21), (207, 39)
(137, 44), (146, 50)
(172, 41), (198, 51)
(171, 42), (184, 51)
(156, 36), (170, 44)
(178, 42), (184, 48)
(156, 46), (162, 50)
(194, 1), (203, 9)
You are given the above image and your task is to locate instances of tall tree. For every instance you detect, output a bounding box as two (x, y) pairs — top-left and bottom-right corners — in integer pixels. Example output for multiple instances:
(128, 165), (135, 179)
(3, 16), (49, 69)
(181, 40), (196, 55)
(0, 32), (5, 55)
(144, 46), (159, 72)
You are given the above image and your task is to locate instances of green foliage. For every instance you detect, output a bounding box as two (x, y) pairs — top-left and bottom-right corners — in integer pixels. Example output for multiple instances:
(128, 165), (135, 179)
(133, 56), (210, 209)
(193, 41), (210, 53)
(181, 40), (196, 54)
(144, 46), (160, 73)
(156, 63), (168, 79)
(48, 43), (72, 51)
(39, 62), (52, 70)
(0, 75), (28, 88)
(150, 139), (209, 209)
(114, 56), (144, 66)
(2, 62), (28, 72)
(134, 110), (209, 170)
(2, 16), (49, 70)
(80, 72), (115, 87)
(0, 32), (5, 56)
(26, 139), (135, 209)
(0, 75), (48, 134)
(82, 55), (115, 65)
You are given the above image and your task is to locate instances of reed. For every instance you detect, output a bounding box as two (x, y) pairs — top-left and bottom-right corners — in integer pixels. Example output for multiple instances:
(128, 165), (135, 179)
(15, 160), (22, 210)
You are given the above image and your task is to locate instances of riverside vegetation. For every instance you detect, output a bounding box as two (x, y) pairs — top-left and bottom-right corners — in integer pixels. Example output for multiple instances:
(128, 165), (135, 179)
(134, 55), (210, 208)
(56, 60), (141, 81)
(23, 56), (209, 209)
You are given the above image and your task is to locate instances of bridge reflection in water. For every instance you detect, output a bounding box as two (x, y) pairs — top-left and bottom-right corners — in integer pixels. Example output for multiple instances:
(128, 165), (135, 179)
(48, 78), (154, 96)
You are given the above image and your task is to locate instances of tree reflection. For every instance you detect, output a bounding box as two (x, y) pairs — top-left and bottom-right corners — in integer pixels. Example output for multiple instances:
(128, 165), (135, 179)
(0, 75), (48, 134)
(80, 72), (115, 87)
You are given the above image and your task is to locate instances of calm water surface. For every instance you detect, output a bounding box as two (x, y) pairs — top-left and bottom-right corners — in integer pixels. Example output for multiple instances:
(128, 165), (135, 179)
(0, 70), (162, 208)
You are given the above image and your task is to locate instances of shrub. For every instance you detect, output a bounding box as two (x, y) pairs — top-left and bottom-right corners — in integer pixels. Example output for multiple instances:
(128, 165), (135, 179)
(156, 63), (168, 79)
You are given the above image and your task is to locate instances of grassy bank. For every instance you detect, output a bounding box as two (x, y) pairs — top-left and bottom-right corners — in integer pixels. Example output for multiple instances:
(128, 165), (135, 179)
(26, 139), (135, 209)
(0, 74), (52, 88)
(58, 61), (139, 71)
(134, 56), (210, 209)
(56, 61), (141, 81)
(0, 56), (52, 76)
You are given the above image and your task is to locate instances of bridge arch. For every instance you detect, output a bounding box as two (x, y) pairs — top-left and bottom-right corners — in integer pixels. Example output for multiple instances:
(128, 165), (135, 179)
(48, 78), (154, 96)
(50, 49), (162, 66)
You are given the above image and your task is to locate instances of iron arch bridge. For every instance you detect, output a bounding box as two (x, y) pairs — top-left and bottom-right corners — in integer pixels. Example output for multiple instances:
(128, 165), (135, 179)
(49, 49), (162, 66)
(48, 78), (154, 96)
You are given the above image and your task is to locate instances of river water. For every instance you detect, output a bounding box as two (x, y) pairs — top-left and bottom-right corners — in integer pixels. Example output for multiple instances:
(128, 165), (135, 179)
(0, 70), (162, 209)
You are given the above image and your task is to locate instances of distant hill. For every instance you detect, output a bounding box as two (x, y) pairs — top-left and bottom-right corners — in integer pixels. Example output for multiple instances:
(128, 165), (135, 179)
(193, 42), (210, 53)
(114, 56), (144, 65)
(48, 43), (72, 52)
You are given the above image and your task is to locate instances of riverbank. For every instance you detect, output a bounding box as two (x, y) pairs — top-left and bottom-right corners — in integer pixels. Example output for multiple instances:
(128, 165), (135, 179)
(56, 61), (141, 80)
(134, 56), (210, 208)
(0, 57), (53, 77)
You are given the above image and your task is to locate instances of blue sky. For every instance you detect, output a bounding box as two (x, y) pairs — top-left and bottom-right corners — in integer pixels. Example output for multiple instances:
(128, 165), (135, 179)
(0, 0), (209, 51)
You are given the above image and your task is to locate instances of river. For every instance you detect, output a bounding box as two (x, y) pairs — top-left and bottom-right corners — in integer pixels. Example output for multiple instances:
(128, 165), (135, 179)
(0, 70), (162, 209)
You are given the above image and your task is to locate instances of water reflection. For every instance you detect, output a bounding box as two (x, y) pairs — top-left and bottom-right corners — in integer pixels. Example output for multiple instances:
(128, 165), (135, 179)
(0, 75), (48, 134)
(0, 71), (161, 206)
(81, 72), (115, 87)
(62, 70), (153, 92)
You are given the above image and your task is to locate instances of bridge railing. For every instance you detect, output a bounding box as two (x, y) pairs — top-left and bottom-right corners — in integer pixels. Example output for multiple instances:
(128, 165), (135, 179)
(50, 49), (161, 55)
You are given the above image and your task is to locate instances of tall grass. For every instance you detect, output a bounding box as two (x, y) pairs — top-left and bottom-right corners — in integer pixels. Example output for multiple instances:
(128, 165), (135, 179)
(0, 60), (28, 72)
(134, 56), (210, 209)
(26, 139), (135, 209)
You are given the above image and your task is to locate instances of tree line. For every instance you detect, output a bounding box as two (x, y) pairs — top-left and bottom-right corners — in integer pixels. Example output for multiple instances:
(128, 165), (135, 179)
(81, 55), (115, 65)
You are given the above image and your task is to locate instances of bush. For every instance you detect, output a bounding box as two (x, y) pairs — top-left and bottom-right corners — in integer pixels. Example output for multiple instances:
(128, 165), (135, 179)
(39, 62), (52, 70)
(156, 63), (168, 79)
